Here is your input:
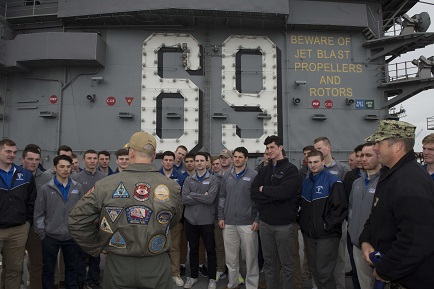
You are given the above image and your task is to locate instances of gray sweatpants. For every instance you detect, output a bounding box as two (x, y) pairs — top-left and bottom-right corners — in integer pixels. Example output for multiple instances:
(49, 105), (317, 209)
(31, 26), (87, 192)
(304, 235), (340, 289)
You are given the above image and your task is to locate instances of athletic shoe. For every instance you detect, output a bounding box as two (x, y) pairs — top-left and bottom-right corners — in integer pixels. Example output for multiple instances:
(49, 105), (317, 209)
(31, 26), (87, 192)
(216, 270), (227, 281)
(180, 265), (186, 277)
(238, 274), (244, 284)
(173, 275), (184, 287)
(199, 265), (209, 277)
(183, 277), (198, 289)
(208, 279), (217, 289)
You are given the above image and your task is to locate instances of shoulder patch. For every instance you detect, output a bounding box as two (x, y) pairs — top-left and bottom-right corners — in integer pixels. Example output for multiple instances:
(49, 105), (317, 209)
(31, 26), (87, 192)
(148, 234), (166, 254)
(133, 182), (151, 201)
(126, 206), (153, 225)
(109, 232), (126, 248)
(156, 211), (173, 225)
(105, 207), (123, 223)
(100, 217), (113, 233)
(154, 184), (170, 202)
(112, 182), (129, 198)
(84, 186), (95, 197)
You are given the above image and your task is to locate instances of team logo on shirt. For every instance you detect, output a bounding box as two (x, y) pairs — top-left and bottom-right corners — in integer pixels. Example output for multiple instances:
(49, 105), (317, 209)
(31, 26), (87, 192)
(100, 217), (113, 233)
(133, 182), (150, 201)
(368, 188), (376, 194)
(105, 207), (123, 223)
(71, 189), (79, 194)
(154, 185), (170, 202)
(126, 206), (152, 225)
(156, 211), (173, 225)
(16, 173), (24, 181)
(84, 186), (95, 197)
(315, 186), (324, 194)
(109, 232), (126, 248)
(148, 234), (166, 254)
(112, 182), (129, 198)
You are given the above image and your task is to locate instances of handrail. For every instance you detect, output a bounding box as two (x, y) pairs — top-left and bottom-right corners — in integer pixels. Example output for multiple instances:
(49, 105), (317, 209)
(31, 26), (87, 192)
(5, 0), (58, 18)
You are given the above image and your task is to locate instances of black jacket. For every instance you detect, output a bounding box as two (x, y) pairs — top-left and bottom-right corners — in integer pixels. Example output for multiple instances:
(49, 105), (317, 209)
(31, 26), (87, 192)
(0, 164), (37, 228)
(251, 158), (301, 225)
(359, 150), (434, 289)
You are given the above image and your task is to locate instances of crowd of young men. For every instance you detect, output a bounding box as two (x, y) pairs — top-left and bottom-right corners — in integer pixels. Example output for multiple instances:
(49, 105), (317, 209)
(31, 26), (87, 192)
(1, 122), (434, 289)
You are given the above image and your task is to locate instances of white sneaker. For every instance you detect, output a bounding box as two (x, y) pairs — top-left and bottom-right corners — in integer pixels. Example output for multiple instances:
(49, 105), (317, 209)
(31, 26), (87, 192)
(208, 279), (217, 289)
(173, 275), (184, 287)
(183, 277), (198, 289)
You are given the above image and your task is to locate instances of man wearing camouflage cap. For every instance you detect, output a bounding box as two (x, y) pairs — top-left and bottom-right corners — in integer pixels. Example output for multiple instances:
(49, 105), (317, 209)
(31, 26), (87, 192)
(359, 120), (434, 288)
(68, 132), (183, 289)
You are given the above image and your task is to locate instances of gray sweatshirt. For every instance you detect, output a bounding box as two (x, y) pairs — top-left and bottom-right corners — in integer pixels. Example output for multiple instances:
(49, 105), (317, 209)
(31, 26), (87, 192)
(348, 170), (380, 248)
(218, 166), (258, 225)
(34, 178), (83, 241)
(182, 171), (219, 225)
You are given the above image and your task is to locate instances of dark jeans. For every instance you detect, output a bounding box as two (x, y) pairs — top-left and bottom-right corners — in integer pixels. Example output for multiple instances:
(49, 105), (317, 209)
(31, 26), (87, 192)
(42, 236), (79, 289)
(78, 249), (100, 282)
(184, 220), (216, 279)
(347, 232), (361, 289)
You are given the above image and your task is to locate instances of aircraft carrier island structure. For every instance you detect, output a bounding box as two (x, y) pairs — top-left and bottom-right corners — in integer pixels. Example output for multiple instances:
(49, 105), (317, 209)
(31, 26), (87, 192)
(0, 0), (433, 165)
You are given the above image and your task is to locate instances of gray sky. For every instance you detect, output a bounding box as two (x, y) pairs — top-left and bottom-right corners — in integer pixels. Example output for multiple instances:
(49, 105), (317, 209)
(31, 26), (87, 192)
(397, 1), (434, 151)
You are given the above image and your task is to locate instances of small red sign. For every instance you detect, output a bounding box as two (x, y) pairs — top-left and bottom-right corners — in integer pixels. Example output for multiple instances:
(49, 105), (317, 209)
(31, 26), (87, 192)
(125, 97), (134, 106)
(106, 96), (116, 106)
(312, 100), (320, 109)
(49, 95), (58, 104)
(325, 99), (333, 109)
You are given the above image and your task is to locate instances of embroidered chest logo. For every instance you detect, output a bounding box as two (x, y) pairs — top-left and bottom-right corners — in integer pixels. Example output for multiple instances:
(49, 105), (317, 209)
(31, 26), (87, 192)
(315, 185), (324, 194)
(16, 173), (24, 181)
(154, 184), (170, 202)
(126, 206), (152, 225)
(105, 207), (123, 223)
(133, 182), (151, 201)
(112, 182), (129, 198)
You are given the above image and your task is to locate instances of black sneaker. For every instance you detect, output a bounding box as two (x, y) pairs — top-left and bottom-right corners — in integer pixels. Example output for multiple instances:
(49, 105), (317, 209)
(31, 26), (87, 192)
(87, 279), (101, 289)
(199, 265), (209, 277)
(180, 265), (186, 277)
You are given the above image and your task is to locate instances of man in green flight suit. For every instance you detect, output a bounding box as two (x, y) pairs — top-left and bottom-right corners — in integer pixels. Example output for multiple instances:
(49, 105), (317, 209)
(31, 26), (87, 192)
(68, 131), (183, 289)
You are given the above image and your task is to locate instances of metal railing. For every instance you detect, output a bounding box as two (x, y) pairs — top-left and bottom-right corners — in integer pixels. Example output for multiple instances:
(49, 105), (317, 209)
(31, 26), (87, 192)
(5, 0), (58, 18)
(385, 60), (419, 82)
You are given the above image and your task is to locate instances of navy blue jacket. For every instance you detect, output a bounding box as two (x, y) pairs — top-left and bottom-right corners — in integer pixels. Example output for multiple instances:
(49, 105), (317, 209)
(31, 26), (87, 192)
(298, 169), (348, 239)
(0, 164), (37, 228)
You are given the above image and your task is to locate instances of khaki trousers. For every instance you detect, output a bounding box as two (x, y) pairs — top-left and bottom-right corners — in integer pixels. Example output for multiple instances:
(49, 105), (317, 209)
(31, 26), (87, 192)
(0, 222), (30, 289)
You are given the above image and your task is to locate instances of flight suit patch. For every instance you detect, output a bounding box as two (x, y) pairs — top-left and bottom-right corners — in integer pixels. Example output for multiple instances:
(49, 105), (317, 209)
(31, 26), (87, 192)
(126, 206), (152, 225)
(84, 186), (95, 197)
(109, 232), (126, 248)
(105, 207), (123, 223)
(154, 184), (170, 202)
(134, 182), (151, 201)
(148, 234), (166, 254)
(156, 211), (173, 225)
(100, 216), (113, 233)
(112, 182), (129, 198)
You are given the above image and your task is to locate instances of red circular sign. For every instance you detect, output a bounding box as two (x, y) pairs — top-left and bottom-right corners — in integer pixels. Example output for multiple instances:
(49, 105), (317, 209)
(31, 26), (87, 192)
(312, 100), (320, 109)
(106, 96), (116, 106)
(325, 99), (333, 109)
(49, 95), (58, 104)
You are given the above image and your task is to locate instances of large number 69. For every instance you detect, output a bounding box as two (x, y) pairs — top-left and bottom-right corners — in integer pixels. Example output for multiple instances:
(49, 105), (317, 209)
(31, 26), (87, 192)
(142, 33), (279, 153)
